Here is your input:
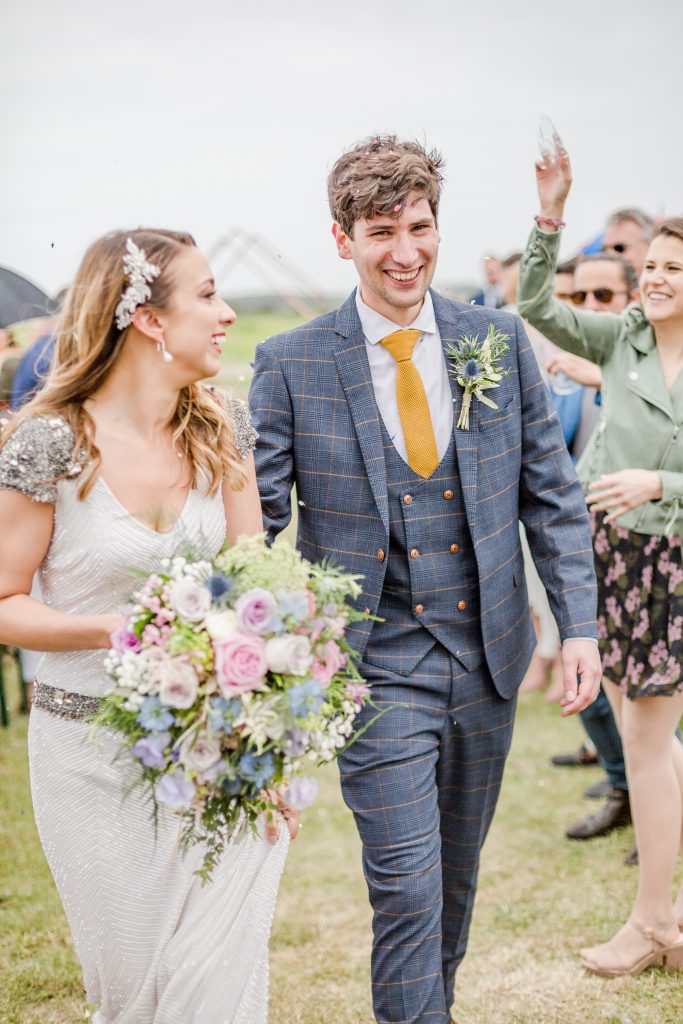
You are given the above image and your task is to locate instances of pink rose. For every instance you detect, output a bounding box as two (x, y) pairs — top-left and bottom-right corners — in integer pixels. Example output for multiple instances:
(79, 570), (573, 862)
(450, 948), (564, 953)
(234, 588), (278, 635)
(214, 633), (269, 697)
(311, 640), (346, 687)
(158, 657), (199, 709)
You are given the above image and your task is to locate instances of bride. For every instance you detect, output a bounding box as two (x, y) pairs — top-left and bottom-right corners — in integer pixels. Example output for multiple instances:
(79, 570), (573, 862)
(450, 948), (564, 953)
(0, 229), (298, 1024)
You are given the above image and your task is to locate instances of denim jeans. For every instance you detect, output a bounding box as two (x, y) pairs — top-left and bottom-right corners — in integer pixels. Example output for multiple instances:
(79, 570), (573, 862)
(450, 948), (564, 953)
(579, 686), (627, 791)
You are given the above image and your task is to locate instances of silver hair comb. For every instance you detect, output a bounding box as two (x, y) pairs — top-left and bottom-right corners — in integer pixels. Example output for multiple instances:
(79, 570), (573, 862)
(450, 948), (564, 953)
(114, 238), (161, 331)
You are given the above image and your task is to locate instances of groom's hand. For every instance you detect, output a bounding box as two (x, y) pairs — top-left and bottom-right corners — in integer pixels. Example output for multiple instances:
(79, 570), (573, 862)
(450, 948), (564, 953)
(558, 639), (602, 717)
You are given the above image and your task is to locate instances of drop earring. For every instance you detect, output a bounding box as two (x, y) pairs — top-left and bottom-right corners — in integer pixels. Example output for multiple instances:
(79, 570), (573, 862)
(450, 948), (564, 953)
(156, 336), (174, 363)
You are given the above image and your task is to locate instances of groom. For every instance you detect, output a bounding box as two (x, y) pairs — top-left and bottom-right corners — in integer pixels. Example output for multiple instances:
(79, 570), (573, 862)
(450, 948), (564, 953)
(249, 136), (602, 1024)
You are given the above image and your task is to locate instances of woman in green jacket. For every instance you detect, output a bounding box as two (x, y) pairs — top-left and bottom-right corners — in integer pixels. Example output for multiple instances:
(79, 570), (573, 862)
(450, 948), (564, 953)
(518, 149), (683, 979)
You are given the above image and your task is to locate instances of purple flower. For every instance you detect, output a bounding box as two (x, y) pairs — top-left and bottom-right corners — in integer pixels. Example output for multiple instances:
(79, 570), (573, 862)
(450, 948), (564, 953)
(285, 775), (319, 810)
(283, 728), (307, 757)
(110, 623), (142, 654)
(155, 769), (195, 808)
(137, 696), (175, 732)
(132, 731), (170, 768)
(234, 588), (278, 635)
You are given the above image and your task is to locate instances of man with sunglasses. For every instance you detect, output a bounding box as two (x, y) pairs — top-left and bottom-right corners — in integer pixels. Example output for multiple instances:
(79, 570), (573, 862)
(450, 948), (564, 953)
(548, 250), (641, 851)
(602, 207), (654, 276)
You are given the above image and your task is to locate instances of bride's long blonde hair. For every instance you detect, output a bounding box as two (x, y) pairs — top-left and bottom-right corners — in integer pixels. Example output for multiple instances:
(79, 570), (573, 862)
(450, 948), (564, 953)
(3, 228), (246, 497)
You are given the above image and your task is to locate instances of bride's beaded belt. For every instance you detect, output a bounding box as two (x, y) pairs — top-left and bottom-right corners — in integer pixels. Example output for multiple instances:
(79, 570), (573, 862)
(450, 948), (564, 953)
(33, 681), (103, 721)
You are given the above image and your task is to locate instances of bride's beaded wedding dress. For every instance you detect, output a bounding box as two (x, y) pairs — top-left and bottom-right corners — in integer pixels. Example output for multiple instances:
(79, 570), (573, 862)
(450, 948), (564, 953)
(1, 406), (287, 1024)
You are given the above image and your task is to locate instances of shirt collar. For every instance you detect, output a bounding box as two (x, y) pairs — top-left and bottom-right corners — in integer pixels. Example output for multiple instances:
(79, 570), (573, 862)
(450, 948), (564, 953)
(355, 289), (436, 346)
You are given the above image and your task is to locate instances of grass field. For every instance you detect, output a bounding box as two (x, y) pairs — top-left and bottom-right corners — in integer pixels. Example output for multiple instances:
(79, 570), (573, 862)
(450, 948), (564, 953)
(1, 659), (681, 1024)
(217, 310), (305, 395)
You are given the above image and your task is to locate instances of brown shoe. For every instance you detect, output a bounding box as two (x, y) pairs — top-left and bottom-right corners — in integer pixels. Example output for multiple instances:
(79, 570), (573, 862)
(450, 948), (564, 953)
(565, 788), (631, 840)
(550, 742), (599, 767)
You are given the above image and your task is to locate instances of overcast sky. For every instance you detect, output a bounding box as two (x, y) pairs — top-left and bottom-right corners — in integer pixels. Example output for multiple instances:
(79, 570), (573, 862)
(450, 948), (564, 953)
(2, 0), (682, 301)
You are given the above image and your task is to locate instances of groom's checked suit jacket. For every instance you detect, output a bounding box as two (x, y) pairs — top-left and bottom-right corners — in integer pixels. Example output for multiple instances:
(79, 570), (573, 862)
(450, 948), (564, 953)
(249, 290), (597, 698)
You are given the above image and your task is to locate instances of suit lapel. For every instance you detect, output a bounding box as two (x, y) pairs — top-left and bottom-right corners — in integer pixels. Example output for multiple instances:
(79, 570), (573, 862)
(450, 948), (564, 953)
(432, 293), (479, 532)
(333, 293), (389, 529)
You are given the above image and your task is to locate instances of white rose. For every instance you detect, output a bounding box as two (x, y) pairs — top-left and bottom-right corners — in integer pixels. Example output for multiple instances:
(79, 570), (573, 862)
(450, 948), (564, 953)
(169, 579), (212, 623)
(265, 634), (312, 676)
(204, 609), (240, 642)
(179, 731), (222, 773)
(158, 658), (199, 709)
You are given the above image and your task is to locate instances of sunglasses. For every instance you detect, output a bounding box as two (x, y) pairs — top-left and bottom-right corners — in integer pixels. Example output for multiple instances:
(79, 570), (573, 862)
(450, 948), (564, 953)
(570, 288), (628, 305)
(602, 243), (631, 254)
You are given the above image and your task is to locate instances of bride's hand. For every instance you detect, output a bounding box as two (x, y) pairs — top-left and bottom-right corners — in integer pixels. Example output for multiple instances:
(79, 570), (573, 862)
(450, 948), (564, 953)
(535, 147), (572, 222)
(263, 788), (302, 843)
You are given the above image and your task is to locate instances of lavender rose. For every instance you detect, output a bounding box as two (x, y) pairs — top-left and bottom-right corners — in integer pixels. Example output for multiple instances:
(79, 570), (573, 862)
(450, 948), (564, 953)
(214, 634), (268, 697)
(265, 634), (312, 676)
(158, 657), (199, 709)
(179, 731), (222, 773)
(169, 579), (212, 624)
(234, 588), (278, 635)
(285, 775), (319, 810)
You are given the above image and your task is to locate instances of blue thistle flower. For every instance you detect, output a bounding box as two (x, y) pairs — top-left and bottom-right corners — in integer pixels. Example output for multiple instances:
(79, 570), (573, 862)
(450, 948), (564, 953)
(464, 358), (481, 378)
(207, 573), (232, 600)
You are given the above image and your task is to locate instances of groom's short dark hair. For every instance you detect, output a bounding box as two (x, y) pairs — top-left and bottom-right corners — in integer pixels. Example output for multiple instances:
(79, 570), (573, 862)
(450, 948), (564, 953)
(328, 135), (445, 236)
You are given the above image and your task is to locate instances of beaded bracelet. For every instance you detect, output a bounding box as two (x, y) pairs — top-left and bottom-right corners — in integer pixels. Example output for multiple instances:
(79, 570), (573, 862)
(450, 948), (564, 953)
(535, 214), (566, 230)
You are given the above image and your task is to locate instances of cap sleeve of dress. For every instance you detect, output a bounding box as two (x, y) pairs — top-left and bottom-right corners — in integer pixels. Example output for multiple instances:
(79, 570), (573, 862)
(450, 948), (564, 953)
(220, 392), (258, 461)
(0, 415), (82, 503)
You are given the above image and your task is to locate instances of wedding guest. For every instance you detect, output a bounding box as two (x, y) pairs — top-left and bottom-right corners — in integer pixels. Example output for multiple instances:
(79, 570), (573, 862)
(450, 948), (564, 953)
(547, 252), (640, 849)
(602, 207), (655, 276)
(470, 255), (504, 308)
(519, 149), (683, 977)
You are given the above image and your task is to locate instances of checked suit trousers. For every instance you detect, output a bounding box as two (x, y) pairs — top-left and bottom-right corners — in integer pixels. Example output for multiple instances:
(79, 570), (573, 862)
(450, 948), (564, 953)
(338, 429), (517, 1024)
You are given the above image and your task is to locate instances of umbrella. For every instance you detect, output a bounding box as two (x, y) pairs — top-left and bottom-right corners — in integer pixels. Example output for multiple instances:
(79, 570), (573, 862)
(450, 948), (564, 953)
(0, 266), (58, 329)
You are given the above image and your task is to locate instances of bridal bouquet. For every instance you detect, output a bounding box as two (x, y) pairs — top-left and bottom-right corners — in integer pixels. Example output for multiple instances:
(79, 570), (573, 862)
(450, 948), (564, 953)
(92, 534), (371, 880)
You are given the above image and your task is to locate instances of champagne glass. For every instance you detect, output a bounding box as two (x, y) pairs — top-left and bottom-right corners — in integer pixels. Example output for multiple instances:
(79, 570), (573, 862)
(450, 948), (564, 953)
(537, 114), (565, 168)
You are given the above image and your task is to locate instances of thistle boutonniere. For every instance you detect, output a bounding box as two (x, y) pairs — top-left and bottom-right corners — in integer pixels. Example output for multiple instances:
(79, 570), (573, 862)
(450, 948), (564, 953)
(446, 324), (511, 430)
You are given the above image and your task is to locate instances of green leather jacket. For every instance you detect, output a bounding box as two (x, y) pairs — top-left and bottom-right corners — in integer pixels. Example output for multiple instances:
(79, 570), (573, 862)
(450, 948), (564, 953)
(518, 224), (682, 537)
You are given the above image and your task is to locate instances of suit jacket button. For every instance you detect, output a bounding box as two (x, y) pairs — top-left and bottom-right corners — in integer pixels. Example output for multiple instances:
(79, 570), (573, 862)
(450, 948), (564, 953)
(377, 548), (385, 561)
(403, 494), (413, 505)
(450, 543), (460, 554)
(410, 548), (419, 559)
(443, 490), (454, 500)
(415, 603), (425, 614)
(457, 600), (467, 611)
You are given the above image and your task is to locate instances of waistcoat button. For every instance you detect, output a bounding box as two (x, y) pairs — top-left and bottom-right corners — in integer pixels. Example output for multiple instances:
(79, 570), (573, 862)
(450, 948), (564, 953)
(415, 603), (424, 614)
(450, 543), (460, 554)
(443, 490), (454, 500)
(403, 494), (413, 505)
(457, 600), (467, 611)
(410, 548), (419, 559)
(377, 548), (385, 561)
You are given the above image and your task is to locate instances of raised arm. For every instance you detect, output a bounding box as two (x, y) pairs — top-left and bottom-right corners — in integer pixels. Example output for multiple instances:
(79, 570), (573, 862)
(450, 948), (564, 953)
(517, 149), (623, 364)
(249, 340), (295, 542)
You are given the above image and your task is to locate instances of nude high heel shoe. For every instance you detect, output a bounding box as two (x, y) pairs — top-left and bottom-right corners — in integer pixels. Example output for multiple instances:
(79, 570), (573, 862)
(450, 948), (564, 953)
(580, 921), (683, 978)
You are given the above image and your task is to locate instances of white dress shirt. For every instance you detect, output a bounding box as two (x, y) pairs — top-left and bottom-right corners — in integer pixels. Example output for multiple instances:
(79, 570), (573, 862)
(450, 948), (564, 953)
(355, 290), (454, 465)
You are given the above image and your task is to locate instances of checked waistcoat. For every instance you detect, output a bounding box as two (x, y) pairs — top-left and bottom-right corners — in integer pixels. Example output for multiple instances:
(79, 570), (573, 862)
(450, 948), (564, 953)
(363, 420), (485, 676)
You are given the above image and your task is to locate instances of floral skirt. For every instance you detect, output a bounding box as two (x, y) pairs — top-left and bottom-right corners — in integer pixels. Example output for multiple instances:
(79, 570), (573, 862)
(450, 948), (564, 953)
(592, 511), (683, 699)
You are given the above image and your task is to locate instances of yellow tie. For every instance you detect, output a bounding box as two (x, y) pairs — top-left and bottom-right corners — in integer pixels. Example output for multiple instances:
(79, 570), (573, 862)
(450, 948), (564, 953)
(379, 329), (439, 479)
